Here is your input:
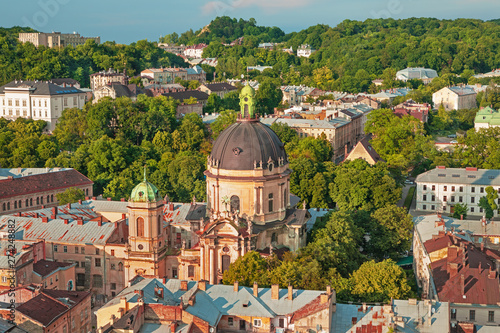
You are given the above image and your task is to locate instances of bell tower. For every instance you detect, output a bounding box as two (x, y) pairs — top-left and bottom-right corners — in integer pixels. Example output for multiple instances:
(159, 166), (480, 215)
(239, 84), (256, 118)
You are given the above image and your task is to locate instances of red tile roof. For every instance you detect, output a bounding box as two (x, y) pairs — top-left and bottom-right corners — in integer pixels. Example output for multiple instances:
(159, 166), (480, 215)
(33, 259), (74, 277)
(290, 294), (330, 323)
(0, 169), (92, 199)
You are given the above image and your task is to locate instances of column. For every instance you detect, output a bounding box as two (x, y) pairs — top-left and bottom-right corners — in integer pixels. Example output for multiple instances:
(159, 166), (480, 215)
(209, 246), (214, 284)
(200, 243), (205, 281)
(259, 187), (264, 215)
(216, 184), (220, 213)
(278, 183), (283, 211)
(254, 187), (259, 215)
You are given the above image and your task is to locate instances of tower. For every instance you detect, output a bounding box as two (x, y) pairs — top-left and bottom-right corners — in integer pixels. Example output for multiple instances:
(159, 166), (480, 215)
(239, 84), (256, 118)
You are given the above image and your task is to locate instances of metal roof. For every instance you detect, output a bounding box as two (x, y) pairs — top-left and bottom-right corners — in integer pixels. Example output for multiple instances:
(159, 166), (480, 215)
(415, 167), (500, 186)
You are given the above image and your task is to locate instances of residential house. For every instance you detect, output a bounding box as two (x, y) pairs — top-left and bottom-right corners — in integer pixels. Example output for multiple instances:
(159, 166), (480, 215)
(345, 137), (384, 165)
(198, 82), (237, 98)
(433, 86), (477, 111)
(49, 78), (80, 89)
(92, 82), (145, 104)
(183, 44), (207, 59)
(473, 69), (500, 79)
(0, 80), (87, 131)
(396, 67), (438, 84)
(158, 43), (186, 55)
(297, 44), (315, 58)
(15, 290), (91, 333)
(474, 106), (500, 130)
(186, 65), (206, 82)
(247, 66), (273, 72)
(394, 99), (431, 122)
(90, 68), (128, 91)
(32, 260), (76, 291)
(258, 43), (274, 50)
(18, 32), (100, 48)
(0, 168), (93, 215)
(95, 277), (334, 333)
(415, 166), (500, 216)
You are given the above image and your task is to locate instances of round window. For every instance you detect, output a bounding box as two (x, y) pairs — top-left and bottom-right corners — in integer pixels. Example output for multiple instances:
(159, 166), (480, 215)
(244, 97), (248, 102)
(138, 244), (144, 250)
(223, 246), (229, 253)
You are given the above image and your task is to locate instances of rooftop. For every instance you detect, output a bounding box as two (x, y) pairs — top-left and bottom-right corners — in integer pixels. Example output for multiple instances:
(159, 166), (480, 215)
(415, 167), (500, 186)
(0, 80), (84, 95)
(33, 259), (75, 278)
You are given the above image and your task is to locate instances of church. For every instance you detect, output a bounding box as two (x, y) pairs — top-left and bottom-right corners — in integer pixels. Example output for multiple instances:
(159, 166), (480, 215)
(124, 84), (309, 284)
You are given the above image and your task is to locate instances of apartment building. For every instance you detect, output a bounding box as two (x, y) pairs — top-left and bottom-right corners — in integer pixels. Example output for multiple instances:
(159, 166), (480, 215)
(18, 32), (100, 48)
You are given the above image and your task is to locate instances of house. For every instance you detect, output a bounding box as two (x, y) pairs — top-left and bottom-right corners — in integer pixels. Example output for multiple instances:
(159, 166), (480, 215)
(18, 32), (100, 48)
(0, 168), (93, 215)
(297, 44), (315, 58)
(396, 67), (438, 84)
(394, 99), (431, 122)
(474, 106), (500, 130)
(345, 137), (384, 165)
(473, 69), (500, 79)
(15, 290), (91, 333)
(186, 65), (206, 82)
(162, 89), (210, 106)
(258, 42), (274, 50)
(247, 66), (273, 72)
(90, 68), (128, 91)
(413, 214), (500, 329)
(414, 166), (500, 216)
(158, 43), (186, 55)
(183, 44), (207, 59)
(33, 260), (76, 291)
(95, 277), (334, 333)
(49, 78), (80, 89)
(0, 80), (87, 131)
(198, 82), (237, 98)
(92, 82), (145, 104)
(433, 86), (477, 111)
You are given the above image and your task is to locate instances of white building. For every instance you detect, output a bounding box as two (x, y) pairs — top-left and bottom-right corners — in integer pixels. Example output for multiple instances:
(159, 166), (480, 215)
(432, 86), (477, 111)
(396, 67), (438, 84)
(415, 166), (500, 217)
(0, 80), (86, 132)
(296, 44), (315, 58)
(183, 44), (207, 59)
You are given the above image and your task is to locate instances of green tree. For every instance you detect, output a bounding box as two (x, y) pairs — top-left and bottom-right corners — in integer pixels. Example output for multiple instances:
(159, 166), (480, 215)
(452, 203), (468, 219)
(270, 123), (297, 145)
(210, 110), (237, 139)
(255, 78), (283, 115)
(479, 186), (498, 219)
(222, 251), (270, 287)
(56, 187), (86, 205)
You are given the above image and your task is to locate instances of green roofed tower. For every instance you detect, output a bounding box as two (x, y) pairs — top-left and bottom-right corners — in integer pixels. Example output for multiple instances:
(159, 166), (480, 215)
(239, 84), (256, 118)
(130, 167), (162, 203)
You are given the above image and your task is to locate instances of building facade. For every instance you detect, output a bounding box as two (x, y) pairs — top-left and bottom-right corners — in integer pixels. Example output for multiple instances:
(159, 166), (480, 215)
(18, 32), (100, 48)
(474, 106), (500, 130)
(433, 86), (477, 111)
(90, 69), (128, 91)
(0, 81), (86, 131)
(396, 67), (438, 84)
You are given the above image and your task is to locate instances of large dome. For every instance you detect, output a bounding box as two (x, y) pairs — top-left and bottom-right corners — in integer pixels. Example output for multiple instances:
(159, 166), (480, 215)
(210, 119), (288, 171)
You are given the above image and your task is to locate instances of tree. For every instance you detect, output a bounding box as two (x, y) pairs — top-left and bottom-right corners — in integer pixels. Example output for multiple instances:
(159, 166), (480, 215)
(369, 204), (414, 259)
(222, 251), (270, 287)
(56, 187), (86, 205)
(210, 110), (237, 139)
(349, 260), (413, 302)
(255, 78), (283, 115)
(452, 203), (468, 219)
(479, 186), (498, 219)
(270, 123), (297, 145)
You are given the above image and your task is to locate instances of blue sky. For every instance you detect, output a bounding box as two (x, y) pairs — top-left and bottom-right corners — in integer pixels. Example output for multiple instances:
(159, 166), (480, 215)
(2, 0), (499, 44)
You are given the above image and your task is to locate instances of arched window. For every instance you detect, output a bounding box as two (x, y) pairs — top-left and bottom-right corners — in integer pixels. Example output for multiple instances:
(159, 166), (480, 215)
(51, 194), (54, 202)
(284, 189), (287, 208)
(268, 193), (274, 212)
(14, 201), (17, 209)
(40, 197), (43, 205)
(271, 232), (277, 243)
(137, 217), (144, 237)
(30, 198), (33, 206)
(46, 195), (49, 203)
(18, 200), (21, 208)
(118, 262), (123, 271)
(230, 195), (240, 213)
(7, 202), (10, 210)
(157, 215), (162, 235)
(25, 199), (28, 207)
(2, 203), (5, 211)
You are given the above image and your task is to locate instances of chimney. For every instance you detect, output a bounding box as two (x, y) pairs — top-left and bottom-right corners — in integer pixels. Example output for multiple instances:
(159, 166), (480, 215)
(122, 213), (126, 220)
(199, 280), (207, 291)
(107, 197), (112, 201)
(170, 322), (177, 333)
(288, 285), (293, 300)
(327, 285), (332, 295)
(78, 199), (82, 204)
(478, 261), (482, 273)
(92, 197), (96, 200)
(460, 214), (463, 220)
(41, 217), (49, 223)
(180, 280), (188, 291)
(481, 242), (484, 252)
(121, 198), (125, 202)
(448, 246), (458, 260)
(77, 219), (83, 226)
(271, 284), (279, 300)
(362, 302), (367, 313)
(233, 281), (239, 292)
(461, 274), (465, 295)
(52, 207), (58, 215)
(98, 220), (102, 227)
(320, 294), (329, 304)
(253, 282), (258, 297)
(120, 297), (128, 312)
(67, 203), (71, 209)
(447, 262), (458, 277)
(63, 219), (69, 224)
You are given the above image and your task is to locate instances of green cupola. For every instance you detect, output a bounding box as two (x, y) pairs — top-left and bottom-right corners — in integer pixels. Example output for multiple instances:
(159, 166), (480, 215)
(130, 167), (162, 202)
(239, 84), (256, 118)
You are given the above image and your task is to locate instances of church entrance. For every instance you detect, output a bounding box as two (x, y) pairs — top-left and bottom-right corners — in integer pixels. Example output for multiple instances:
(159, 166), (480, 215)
(222, 255), (231, 273)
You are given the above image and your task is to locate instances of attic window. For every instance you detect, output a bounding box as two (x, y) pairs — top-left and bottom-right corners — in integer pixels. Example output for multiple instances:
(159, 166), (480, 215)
(242, 301), (249, 307)
(438, 174), (446, 177)
(452, 174), (460, 178)
(468, 175), (476, 179)
(489, 176), (495, 179)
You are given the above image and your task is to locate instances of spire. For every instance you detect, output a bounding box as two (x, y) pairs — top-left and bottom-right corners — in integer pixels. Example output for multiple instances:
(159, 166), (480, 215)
(143, 165), (147, 182)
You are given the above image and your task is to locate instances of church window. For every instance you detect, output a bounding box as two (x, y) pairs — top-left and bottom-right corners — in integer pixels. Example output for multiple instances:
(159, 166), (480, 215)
(284, 189), (287, 208)
(222, 255), (231, 273)
(188, 265), (195, 278)
(271, 232), (277, 243)
(230, 195), (240, 213)
(137, 217), (144, 237)
(118, 262), (123, 271)
(158, 215), (162, 234)
(268, 193), (274, 212)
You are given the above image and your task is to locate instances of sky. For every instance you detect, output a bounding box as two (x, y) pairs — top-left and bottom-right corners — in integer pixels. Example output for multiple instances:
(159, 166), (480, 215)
(2, 0), (499, 44)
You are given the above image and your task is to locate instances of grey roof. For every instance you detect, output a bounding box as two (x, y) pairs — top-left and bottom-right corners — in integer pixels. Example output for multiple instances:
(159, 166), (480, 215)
(0, 80), (84, 95)
(87, 199), (128, 213)
(396, 67), (438, 80)
(415, 167), (500, 186)
(392, 300), (449, 333)
(185, 204), (206, 221)
(202, 83), (237, 92)
(49, 78), (79, 86)
(0, 168), (71, 180)
(260, 117), (348, 130)
(162, 90), (209, 102)
(0, 318), (28, 333)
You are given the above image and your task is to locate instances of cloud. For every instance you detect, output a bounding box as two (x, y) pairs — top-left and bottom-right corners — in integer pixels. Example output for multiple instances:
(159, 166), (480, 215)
(201, 0), (313, 15)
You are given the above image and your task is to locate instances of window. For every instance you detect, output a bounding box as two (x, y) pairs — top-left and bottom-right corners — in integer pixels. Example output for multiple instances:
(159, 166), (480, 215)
(8, 99), (11, 106)
(44, 100), (47, 107)
(471, 187), (475, 193)
(480, 207), (484, 213)
(279, 318), (285, 328)
(95, 258), (101, 267)
(471, 197), (475, 204)
(63, 246), (67, 253)
(111, 250), (115, 256)
(253, 319), (262, 327)
(423, 205), (427, 210)
(451, 196), (455, 203)
(15, 100), (19, 107)
(22, 100), (26, 107)
(431, 205), (435, 211)
(81, 247), (85, 254)
(137, 217), (144, 237)
(423, 195), (427, 201)
(188, 265), (195, 277)
(452, 186), (455, 191)
(423, 185), (427, 191)
(443, 196), (447, 202)
(54, 245), (58, 252)
(459, 196), (463, 203)
(25, 199), (28, 207)
(471, 207), (475, 213)
(489, 311), (494, 322)
(75, 247), (78, 254)
(63, 325), (67, 333)
(432, 185), (436, 191)
(51, 194), (54, 202)
(56, 274), (58, 281)
(118, 262), (123, 271)
(444, 186), (447, 191)
(96, 248), (100, 255)
(30, 198), (32, 206)
(481, 187), (484, 193)
(111, 283), (116, 290)
(228, 317), (234, 326)
(14, 201), (17, 209)
(268, 193), (273, 212)
(110, 263), (116, 270)
(230, 195), (240, 213)
(64, 98), (68, 106)
(72, 317), (75, 329)
(1, 276), (7, 283)
(50, 278), (53, 285)
(443, 206), (447, 211)
(470, 310), (475, 321)
(460, 186), (463, 192)
(92, 275), (103, 288)
(451, 309), (456, 320)
(432, 195), (435, 201)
